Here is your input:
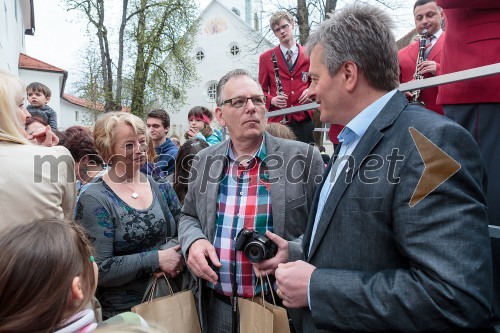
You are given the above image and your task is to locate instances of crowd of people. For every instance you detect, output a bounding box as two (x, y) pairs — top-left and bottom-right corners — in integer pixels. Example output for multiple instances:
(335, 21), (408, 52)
(1, 0), (499, 332)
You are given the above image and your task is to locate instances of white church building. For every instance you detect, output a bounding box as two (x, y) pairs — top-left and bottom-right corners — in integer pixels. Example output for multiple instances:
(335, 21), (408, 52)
(1, 0), (274, 136)
(165, 0), (274, 139)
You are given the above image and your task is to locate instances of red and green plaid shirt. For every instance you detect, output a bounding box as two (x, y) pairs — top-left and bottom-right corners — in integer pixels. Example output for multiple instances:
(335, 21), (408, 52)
(209, 139), (272, 297)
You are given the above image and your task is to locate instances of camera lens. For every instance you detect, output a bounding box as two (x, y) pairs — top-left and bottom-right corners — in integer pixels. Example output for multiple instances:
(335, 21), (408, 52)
(245, 242), (266, 263)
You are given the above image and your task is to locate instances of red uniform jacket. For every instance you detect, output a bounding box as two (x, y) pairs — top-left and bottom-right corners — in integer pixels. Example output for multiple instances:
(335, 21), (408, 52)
(398, 33), (445, 115)
(259, 45), (314, 123)
(436, 0), (500, 104)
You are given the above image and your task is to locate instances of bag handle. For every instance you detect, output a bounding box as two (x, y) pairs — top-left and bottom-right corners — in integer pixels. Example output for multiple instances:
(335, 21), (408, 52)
(265, 273), (277, 306)
(142, 273), (174, 303)
(251, 274), (266, 306)
(251, 273), (277, 306)
(142, 277), (155, 303)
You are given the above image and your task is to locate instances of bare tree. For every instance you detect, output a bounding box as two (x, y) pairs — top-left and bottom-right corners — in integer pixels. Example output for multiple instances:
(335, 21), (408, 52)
(65, 0), (121, 111)
(72, 46), (105, 125)
(266, 0), (409, 49)
(296, 0), (310, 45)
(65, 0), (198, 115)
(324, 0), (337, 16)
(129, 0), (198, 115)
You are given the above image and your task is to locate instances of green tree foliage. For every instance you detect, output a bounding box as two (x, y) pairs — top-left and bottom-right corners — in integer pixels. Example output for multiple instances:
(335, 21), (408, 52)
(65, 0), (199, 116)
(130, 0), (198, 116)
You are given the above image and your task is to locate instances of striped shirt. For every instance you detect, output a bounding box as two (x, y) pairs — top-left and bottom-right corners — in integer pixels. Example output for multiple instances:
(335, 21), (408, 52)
(209, 139), (272, 297)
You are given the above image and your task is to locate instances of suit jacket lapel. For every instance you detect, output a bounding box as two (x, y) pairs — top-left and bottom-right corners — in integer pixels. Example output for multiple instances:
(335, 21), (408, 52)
(293, 44), (306, 74)
(204, 141), (228, 243)
(265, 135), (286, 236)
(303, 154), (334, 259)
(428, 32), (445, 61)
(274, 45), (289, 75)
(408, 41), (420, 63)
(307, 92), (407, 260)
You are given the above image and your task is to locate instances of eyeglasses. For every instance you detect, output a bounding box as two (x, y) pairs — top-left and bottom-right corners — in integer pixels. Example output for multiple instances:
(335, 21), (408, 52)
(273, 23), (290, 33)
(121, 139), (148, 152)
(222, 95), (266, 108)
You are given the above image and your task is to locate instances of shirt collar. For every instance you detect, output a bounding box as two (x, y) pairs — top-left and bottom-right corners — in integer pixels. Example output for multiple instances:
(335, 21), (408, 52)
(338, 89), (398, 143)
(280, 43), (298, 56)
(227, 135), (267, 162)
(432, 28), (443, 41)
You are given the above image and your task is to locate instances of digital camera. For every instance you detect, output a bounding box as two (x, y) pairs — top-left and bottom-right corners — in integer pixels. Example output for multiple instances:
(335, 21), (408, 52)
(234, 228), (278, 263)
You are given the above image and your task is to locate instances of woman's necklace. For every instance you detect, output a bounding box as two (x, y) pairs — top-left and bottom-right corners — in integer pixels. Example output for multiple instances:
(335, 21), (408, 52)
(124, 182), (139, 199)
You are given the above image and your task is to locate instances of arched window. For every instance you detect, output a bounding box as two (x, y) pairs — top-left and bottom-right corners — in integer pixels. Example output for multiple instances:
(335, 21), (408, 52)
(196, 50), (205, 61)
(230, 45), (240, 56)
(207, 82), (217, 101)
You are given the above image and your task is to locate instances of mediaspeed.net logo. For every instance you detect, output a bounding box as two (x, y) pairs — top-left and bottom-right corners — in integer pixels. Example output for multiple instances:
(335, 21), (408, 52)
(29, 130), (461, 207)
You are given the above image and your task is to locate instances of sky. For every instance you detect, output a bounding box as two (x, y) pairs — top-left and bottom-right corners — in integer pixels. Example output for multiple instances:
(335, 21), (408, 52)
(25, 0), (413, 95)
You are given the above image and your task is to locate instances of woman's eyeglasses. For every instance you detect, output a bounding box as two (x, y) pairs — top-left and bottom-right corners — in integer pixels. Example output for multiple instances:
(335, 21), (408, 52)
(121, 140), (148, 152)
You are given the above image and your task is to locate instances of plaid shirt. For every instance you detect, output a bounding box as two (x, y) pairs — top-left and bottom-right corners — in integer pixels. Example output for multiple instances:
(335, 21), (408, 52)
(209, 139), (272, 297)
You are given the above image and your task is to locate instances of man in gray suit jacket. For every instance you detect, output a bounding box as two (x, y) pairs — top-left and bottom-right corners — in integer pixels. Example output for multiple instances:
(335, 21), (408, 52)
(269, 4), (495, 332)
(178, 69), (324, 332)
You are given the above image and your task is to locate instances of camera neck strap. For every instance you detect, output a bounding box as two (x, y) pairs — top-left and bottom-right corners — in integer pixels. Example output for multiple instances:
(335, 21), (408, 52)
(232, 254), (238, 333)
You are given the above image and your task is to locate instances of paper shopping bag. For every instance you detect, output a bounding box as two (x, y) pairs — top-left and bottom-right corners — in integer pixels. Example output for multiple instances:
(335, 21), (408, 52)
(239, 297), (273, 333)
(131, 276), (201, 333)
(262, 299), (290, 333)
(261, 273), (291, 333)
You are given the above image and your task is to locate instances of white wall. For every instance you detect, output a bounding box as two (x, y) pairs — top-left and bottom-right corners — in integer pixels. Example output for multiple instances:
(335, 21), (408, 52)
(0, 0), (30, 74)
(59, 99), (102, 129)
(168, 0), (273, 140)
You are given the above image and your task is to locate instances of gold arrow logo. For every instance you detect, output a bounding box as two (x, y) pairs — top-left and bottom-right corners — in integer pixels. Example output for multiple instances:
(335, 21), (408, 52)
(409, 127), (461, 207)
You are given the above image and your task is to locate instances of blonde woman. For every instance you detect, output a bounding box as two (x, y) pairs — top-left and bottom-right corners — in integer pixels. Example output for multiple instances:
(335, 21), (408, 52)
(76, 112), (184, 319)
(0, 71), (75, 229)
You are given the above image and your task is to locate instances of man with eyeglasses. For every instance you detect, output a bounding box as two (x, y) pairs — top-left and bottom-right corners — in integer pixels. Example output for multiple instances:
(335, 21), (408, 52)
(178, 69), (324, 332)
(259, 10), (315, 144)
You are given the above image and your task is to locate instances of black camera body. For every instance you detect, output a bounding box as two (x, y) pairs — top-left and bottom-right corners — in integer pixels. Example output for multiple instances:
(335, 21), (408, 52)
(234, 228), (278, 263)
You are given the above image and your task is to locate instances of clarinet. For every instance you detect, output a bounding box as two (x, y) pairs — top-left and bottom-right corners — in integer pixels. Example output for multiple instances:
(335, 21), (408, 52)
(272, 52), (284, 96)
(411, 28), (428, 104)
(271, 52), (288, 123)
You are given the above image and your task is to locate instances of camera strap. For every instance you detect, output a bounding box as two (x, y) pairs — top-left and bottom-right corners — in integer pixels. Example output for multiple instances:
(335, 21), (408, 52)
(232, 256), (238, 333)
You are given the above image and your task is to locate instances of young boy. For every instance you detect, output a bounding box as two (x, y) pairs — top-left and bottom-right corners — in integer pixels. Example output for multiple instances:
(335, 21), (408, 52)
(26, 82), (58, 130)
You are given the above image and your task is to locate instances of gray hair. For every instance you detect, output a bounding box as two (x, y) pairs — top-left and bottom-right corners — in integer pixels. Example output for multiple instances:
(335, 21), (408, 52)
(305, 3), (399, 91)
(216, 69), (262, 106)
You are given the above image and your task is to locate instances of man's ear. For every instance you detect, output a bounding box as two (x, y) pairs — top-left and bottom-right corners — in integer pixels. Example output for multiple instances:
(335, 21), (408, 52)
(71, 276), (84, 302)
(439, 7), (445, 20)
(80, 155), (90, 165)
(215, 106), (226, 127)
(343, 62), (358, 92)
(165, 126), (170, 135)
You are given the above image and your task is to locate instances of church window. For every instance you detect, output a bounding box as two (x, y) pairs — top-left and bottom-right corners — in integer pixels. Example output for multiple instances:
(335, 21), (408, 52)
(207, 82), (217, 101)
(196, 50), (205, 61)
(230, 45), (240, 56)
